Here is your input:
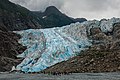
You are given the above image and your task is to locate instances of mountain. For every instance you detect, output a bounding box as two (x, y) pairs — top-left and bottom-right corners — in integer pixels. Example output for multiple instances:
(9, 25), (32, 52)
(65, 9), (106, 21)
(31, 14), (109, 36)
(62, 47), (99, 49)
(0, 0), (87, 31)
(0, 0), (42, 31)
(13, 18), (120, 73)
(33, 6), (87, 28)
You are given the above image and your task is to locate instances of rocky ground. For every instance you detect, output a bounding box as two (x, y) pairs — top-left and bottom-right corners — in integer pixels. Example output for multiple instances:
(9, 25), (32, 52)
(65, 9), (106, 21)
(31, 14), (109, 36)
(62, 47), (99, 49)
(42, 49), (120, 74)
(0, 30), (26, 71)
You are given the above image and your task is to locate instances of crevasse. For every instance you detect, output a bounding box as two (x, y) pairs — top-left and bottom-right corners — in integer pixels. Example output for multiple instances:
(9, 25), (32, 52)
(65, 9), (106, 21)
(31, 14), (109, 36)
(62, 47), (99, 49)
(14, 17), (120, 73)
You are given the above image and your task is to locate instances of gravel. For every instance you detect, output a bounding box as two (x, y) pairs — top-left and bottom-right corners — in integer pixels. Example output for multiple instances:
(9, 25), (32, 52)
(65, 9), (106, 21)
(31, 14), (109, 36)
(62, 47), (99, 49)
(0, 73), (120, 80)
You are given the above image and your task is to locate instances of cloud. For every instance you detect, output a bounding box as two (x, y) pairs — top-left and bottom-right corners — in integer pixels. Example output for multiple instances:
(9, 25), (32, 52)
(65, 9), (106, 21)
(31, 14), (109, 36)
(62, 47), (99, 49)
(9, 0), (29, 4)
(10, 0), (64, 12)
(9, 0), (120, 20)
(61, 0), (120, 20)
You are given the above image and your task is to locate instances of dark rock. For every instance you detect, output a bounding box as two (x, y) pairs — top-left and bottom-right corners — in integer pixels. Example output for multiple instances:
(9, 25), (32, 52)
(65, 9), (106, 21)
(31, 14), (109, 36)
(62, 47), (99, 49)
(112, 23), (120, 39)
(73, 18), (87, 23)
(109, 23), (120, 49)
(0, 30), (26, 72)
(90, 27), (101, 36)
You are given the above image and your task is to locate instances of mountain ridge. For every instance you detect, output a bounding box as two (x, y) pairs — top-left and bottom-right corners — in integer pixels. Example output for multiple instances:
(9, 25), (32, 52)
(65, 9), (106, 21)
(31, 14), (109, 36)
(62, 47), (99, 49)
(0, 0), (87, 31)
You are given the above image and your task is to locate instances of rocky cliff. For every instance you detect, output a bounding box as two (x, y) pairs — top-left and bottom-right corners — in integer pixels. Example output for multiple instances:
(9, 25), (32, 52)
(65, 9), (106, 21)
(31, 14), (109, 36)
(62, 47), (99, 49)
(0, 30), (26, 72)
(0, 0), (42, 31)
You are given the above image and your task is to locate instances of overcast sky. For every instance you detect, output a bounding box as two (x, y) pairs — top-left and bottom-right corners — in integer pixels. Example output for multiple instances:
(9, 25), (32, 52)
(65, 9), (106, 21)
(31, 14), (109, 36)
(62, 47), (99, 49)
(9, 0), (120, 20)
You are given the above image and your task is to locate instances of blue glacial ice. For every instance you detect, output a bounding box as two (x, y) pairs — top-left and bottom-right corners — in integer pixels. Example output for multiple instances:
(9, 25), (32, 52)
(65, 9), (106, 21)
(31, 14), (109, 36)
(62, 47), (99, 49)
(14, 17), (120, 73)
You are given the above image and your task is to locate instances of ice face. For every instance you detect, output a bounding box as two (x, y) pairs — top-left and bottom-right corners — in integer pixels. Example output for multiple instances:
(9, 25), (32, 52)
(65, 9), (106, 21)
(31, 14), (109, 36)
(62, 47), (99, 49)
(14, 22), (91, 72)
(14, 18), (120, 73)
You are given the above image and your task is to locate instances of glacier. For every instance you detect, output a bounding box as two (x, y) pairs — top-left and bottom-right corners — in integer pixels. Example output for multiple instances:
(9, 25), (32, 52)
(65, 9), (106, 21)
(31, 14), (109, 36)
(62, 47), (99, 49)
(14, 17), (120, 73)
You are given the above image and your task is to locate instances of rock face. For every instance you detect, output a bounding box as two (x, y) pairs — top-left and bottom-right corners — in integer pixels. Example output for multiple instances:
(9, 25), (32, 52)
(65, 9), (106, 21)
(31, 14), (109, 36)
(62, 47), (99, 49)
(0, 0), (42, 31)
(0, 30), (26, 72)
(14, 18), (120, 73)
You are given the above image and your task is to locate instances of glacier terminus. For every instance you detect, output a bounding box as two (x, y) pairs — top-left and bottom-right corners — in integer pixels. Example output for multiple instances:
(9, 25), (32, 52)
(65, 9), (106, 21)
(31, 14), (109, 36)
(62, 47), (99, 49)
(14, 18), (120, 73)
